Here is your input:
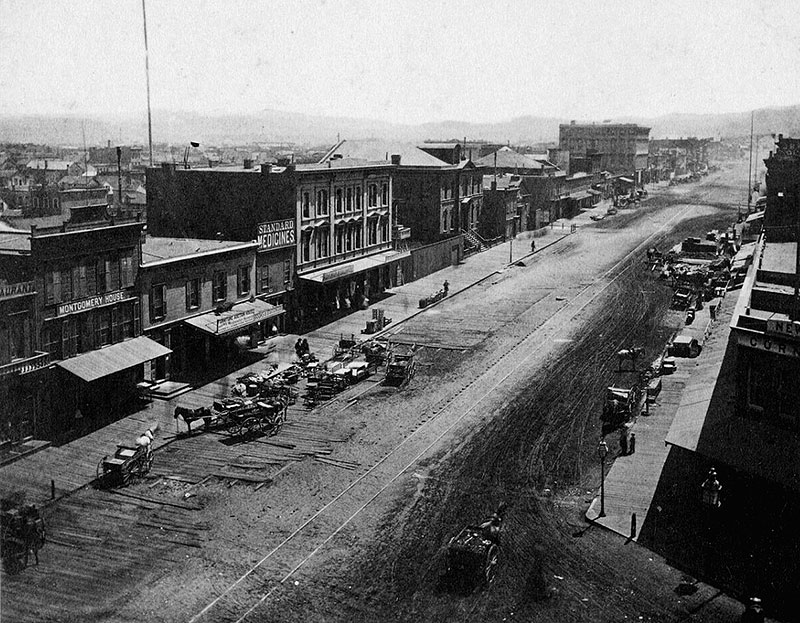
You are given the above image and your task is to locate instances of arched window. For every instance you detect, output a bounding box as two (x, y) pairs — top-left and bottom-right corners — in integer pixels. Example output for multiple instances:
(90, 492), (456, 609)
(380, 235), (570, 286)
(335, 188), (343, 213)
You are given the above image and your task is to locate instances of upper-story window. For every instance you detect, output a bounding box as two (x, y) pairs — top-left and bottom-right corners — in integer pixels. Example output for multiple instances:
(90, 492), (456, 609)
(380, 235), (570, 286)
(302, 192), (311, 218)
(212, 271), (227, 303)
(150, 284), (167, 322)
(355, 186), (362, 210)
(317, 189), (329, 216)
(301, 232), (311, 263)
(381, 183), (389, 206)
(346, 187), (353, 211)
(237, 265), (251, 296)
(368, 184), (378, 207)
(186, 278), (200, 310)
(335, 188), (344, 213)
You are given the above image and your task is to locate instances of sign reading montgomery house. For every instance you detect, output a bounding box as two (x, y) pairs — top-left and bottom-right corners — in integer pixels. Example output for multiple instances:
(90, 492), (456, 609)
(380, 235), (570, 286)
(257, 219), (295, 251)
(57, 291), (128, 316)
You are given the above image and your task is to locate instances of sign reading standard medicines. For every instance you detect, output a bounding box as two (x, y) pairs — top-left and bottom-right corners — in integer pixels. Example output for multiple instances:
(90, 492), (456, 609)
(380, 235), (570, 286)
(258, 219), (295, 251)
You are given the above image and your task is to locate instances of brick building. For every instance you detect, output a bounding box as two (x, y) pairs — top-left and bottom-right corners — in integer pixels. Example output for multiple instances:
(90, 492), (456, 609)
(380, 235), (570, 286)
(559, 122), (650, 184)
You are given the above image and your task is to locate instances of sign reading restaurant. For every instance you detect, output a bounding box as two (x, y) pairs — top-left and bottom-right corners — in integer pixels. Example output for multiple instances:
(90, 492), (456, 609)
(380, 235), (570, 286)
(57, 291), (128, 316)
(0, 281), (35, 300)
(257, 219), (295, 251)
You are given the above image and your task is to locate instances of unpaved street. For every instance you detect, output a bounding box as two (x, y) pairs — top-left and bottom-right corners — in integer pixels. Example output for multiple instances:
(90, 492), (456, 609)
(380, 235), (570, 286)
(2, 163), (748, 623)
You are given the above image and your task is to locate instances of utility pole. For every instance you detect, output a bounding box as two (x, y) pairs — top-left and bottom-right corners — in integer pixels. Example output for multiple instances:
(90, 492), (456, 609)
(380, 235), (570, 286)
(747, 111), (754, 214)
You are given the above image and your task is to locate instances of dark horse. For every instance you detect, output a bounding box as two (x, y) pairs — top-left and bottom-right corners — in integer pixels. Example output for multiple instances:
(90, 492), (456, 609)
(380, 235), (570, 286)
(617, 346), (645, 372)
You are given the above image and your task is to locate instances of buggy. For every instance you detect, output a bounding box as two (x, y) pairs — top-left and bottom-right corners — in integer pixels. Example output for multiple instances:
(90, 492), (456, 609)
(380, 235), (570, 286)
(1, 499), (45, 574)
(445, 503), (507, 586)
(97, 440), (154, 487)
(384, 346), (416, 387)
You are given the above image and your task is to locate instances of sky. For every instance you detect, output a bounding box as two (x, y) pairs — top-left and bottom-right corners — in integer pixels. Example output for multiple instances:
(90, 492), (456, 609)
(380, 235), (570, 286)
(2, 0), (800, 124)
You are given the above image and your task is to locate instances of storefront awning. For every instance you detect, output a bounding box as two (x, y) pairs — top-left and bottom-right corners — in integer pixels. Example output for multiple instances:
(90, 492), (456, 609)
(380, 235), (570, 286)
(57, 336), (171, 382)
(185, 299), (284, 337)
(299, 249), (411, 284)
(569, 191), (593, 201)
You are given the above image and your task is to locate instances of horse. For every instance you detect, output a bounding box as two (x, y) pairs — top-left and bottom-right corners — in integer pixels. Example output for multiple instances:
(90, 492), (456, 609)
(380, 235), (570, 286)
(617, 346), (645, 372)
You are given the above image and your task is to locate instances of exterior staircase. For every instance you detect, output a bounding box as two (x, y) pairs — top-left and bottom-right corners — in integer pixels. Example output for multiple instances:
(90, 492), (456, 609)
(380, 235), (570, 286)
(461, 228), (487, 254)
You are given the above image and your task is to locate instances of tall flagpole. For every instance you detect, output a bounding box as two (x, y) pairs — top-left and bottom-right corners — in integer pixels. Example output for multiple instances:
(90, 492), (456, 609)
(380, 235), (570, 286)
(142, 0), (154, 167)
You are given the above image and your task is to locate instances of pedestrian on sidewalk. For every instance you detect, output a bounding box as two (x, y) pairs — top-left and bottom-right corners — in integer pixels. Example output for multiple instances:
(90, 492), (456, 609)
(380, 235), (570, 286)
(530, 239), (536, 253)
(629, 433), (636, 455)
(620, 427), (629, 455)
(442, 280), (449, 295)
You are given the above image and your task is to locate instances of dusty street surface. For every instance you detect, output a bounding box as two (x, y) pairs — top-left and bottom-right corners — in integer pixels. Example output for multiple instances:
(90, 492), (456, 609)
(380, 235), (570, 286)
(2, 163), (751, 623)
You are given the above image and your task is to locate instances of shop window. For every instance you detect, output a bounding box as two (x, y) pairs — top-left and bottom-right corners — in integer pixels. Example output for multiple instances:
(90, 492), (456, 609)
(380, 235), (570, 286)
(237, 265), (251, 296)
(335, 188), (343, 213)
(302, 192), (311, 218)
(150, 283), (167, 321)
(186, 278), (200, 310)
(283, 259), (292, 284)
(212, 272), (227, 303)
(368, 184), (378, 207)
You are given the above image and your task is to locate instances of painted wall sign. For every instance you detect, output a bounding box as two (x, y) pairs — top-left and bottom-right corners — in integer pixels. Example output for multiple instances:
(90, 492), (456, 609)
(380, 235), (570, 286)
(257, 219), (295, 251)
(217, 307), (269, 333)
(766, 319), (800, 341)
(57, 290), (127, 316)
(737, 331), (800, 358)
(0, 281), (35, 299)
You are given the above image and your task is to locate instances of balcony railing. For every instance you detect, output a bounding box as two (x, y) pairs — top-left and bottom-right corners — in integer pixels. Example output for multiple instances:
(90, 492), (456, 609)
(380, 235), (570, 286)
(0, 351), (50, 378)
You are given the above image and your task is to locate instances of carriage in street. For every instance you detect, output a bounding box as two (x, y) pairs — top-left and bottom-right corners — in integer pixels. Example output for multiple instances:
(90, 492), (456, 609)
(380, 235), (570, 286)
(444, 502), (507, 587)
(96, 427), (158, 487)
(1, 499), (45, 574)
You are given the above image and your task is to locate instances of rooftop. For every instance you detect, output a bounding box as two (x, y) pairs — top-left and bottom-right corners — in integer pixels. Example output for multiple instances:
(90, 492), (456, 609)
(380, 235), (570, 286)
(0, 231), (31, 254)
(475, 146), (543, 171)
(141, 236), (257, 266)
(319, 140), (449, 168)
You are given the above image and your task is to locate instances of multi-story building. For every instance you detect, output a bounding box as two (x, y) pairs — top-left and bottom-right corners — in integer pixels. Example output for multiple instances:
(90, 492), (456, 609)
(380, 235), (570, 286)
(658, 135), (800, 616)
(0, 225), (48, 445)
(0, 204), (170, 441)
(480, 174), (529, 240)
(558, 121), (650, 184)
(139, 236), (269, 379)
(320, 140), (483, 246)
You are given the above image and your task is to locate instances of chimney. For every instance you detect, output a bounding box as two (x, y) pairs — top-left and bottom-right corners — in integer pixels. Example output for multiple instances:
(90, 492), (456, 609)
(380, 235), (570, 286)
(243, 158), (253, 169)
(260, 163), (272, 174)
(107, 139), (111, 148)
(391, 154), (401, 165)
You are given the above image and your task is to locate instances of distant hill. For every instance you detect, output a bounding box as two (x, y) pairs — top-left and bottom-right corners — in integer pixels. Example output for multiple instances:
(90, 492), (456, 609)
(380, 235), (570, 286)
(2, 104), (800, 148)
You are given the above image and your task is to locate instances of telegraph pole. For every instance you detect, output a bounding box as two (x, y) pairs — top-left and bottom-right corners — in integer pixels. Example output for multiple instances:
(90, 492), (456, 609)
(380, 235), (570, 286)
(142, 0), (154, 167)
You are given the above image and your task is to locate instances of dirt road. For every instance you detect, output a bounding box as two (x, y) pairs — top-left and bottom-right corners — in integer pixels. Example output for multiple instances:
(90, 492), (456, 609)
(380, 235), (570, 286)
(2, 163), (750, 623)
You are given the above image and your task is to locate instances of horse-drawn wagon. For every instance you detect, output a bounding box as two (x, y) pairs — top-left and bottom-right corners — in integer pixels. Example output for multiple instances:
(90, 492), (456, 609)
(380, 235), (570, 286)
(96, 425), (158, 487)
(1, 499), (45, 574)
(445, 502), (507, 587)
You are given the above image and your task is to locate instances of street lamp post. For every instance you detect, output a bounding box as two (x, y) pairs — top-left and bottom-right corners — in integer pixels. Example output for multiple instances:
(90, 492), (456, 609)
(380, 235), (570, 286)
(597, 438), (609, 518)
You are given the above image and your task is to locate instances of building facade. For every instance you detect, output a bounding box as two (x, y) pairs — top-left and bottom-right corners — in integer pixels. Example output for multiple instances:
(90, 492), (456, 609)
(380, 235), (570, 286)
(559, 122), (650, 184)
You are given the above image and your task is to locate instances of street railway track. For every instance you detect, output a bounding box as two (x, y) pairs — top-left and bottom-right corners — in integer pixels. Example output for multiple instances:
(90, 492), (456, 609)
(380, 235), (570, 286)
(189, 202), (699, 623)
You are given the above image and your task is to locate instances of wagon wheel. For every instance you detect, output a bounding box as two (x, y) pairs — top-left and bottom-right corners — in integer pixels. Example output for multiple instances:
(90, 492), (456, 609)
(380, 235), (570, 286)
(1, 530), (26, 575)
(119, 463), (133, 486)
(228, 417), (245, 437)
(243, 416), (260, 437)
(484, 544), (499, 584)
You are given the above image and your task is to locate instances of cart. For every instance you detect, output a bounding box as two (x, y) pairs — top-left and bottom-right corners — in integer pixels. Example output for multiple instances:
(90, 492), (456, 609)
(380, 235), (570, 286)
(212, 397), (287, 438)
(1, 500), (45, 574)
(96, 442), (154, 487)
(384, 345), (417, 387)
(445, 503), (507, 587)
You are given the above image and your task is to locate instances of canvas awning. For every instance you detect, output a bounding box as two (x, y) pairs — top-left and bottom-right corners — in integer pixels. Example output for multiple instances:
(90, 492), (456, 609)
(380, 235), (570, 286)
(185, 299), (284, 336)
(299, 249), (411, 284)
(57, 336), (171, 382)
